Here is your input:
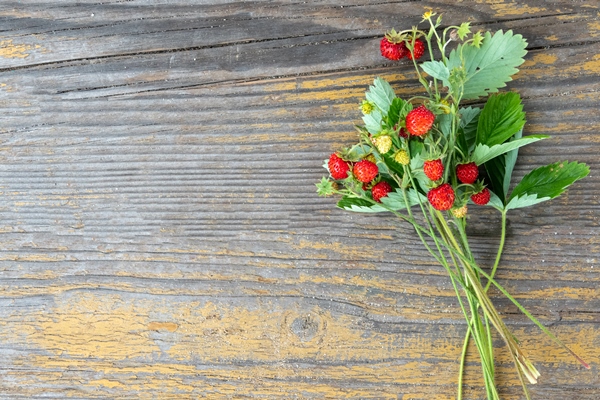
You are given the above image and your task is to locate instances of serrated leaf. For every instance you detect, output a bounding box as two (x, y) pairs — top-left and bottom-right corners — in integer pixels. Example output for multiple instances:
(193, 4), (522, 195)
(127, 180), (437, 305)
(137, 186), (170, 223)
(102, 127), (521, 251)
(337, 196), (388, 213)
(472, 135), (547, 165)
(387, 97), (409, 128)
(365, 77), (396, 114)
(421, 60), (450, 81)
(337, 189), (425, 213)
(437, 113), (453, 137)
(478, 86), (526, 204)
(486, 190), (505, 212)
(481, 127), (527, 204)
(476, 92), (526, 146)
(485, 153), (508, 204)
(505, 193), (551, 211)
(459, 106), (480, 152)
(409, 146), (429, 193)
(503, 128), (522, 197)
(344, 143), (371, 162)
(362, 109), (383, 134)
(506, 161), (590, 210)
(381, 188), (427, 210)
(381, 152), (405, 177)
(446, 30), (527, 100)
(460, 106), (481, 130)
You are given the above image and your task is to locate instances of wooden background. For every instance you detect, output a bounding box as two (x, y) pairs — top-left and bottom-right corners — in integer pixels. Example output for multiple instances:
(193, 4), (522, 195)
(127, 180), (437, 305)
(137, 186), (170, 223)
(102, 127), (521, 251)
(0, 1), (598, 398)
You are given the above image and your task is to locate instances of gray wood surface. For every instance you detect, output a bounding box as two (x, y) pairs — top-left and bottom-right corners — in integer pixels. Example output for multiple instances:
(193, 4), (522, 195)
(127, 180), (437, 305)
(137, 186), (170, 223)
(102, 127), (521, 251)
(0, 1), (598, 398)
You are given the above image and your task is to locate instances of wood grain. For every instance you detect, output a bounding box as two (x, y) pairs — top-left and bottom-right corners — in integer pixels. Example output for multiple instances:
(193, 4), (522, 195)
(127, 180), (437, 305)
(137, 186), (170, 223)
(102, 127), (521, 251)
(0, 1), (598, 398)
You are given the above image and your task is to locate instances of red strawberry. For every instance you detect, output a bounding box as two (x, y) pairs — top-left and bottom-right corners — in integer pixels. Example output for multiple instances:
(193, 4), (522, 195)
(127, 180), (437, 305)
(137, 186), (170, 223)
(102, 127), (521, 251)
(471, 187), (491, 205)
(328, 153), (350, 180)
(372, 181), (392, 203)
(380, 37), (408, 61)
(405, 105), (435, 136)
(423, 159), (444, 181)
(408, 39), (426, 60)
(398, 127), (408, 138)
(353, 160), (378, 183)
(427, 183), (455, 211)
(456, 162), (479, 184)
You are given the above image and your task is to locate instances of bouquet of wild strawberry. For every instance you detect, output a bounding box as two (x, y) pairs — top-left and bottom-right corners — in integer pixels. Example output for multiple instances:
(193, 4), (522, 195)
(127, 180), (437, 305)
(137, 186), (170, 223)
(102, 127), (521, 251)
(317, 11), (590, 400)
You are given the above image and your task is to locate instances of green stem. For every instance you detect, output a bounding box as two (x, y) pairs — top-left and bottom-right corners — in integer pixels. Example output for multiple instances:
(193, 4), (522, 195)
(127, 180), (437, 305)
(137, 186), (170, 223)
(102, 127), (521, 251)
(457, 324), (470, 400)
(486, 209), (507, 292)
(435, 211), (499, 399)
(472, 262), (591, 370)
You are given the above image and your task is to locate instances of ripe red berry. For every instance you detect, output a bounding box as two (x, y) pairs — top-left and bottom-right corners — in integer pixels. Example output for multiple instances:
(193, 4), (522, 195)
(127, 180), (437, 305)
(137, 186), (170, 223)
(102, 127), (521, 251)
(405, 105), (435, 136)
(398, 127), (408, 138)
(427, 183), (455, 211)
(456, 162), (479, 184)
(371, 181), (393, 203)
(471, 187), (491, 205)
(328, 153), (350, 180)
(408, 39), (426, 60)
(353, 160), (379, 183)
(380, 37), (408, 61)
(423, 159), (444, 181)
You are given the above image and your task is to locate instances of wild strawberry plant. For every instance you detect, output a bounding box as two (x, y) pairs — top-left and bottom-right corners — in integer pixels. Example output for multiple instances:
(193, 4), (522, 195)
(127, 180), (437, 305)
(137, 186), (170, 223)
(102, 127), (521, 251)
(316, 11), (590, 400)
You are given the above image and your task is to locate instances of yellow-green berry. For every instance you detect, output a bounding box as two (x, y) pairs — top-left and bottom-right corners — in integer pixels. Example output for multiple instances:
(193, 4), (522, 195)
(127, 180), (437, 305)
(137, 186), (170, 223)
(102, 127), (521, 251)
(360, 100), (375, 114)
(394, 150), (410, 165)
(372, 135), (392, 154)
(451, 205), (468, 218)
(365, 154), (377, 163)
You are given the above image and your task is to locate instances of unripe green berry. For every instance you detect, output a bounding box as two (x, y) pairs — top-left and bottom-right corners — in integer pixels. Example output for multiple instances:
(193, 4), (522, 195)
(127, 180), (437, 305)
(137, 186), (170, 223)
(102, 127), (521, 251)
(365, 154), (377, 164)
(451, 205), (468, 218)
(372, 135), (393, 154)
(394, 150), (410, 165)
(361, 100), (375, 114)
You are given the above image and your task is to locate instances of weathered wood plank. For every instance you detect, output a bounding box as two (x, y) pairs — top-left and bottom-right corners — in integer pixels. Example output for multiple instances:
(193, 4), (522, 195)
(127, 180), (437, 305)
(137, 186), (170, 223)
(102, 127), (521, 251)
(0, 0), (599, 398)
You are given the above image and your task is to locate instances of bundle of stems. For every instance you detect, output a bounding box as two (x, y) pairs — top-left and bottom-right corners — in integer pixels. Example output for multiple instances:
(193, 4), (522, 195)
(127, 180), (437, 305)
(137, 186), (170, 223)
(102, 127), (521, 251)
(331, 171), (587, 399)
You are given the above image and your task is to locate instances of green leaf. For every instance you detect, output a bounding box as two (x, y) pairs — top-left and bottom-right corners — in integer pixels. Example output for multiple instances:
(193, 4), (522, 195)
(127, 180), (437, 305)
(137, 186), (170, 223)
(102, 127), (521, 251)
(344, 143), (371, 162)
(471, 135), (548, 165)
(337, 189), (425, 213)
(506, 161), (590, 210)
(485, 154), (509, 204)
(381, 152), (405, 177)
(362, 109), (383, 134)
(505, 192), (551, 211)
(476, 92), (526, 146)
(447, 30), (528, 100)
(381, 189), (427, 210)
(437, 113), (453, 137)
(486, 190), (505, 212)
(365, 77), (396, 114)
(503, 128), (522, 197)
(420, 60), (450, 81)
(459, 106), (480, 152)
(460, 106), (481, 131)
(387, 97), (409, 129)
(409, 146), (429, 193)
(477, 86), (526, 204)
(482, 127), (527, 204)
(337, 196), (387, 213)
